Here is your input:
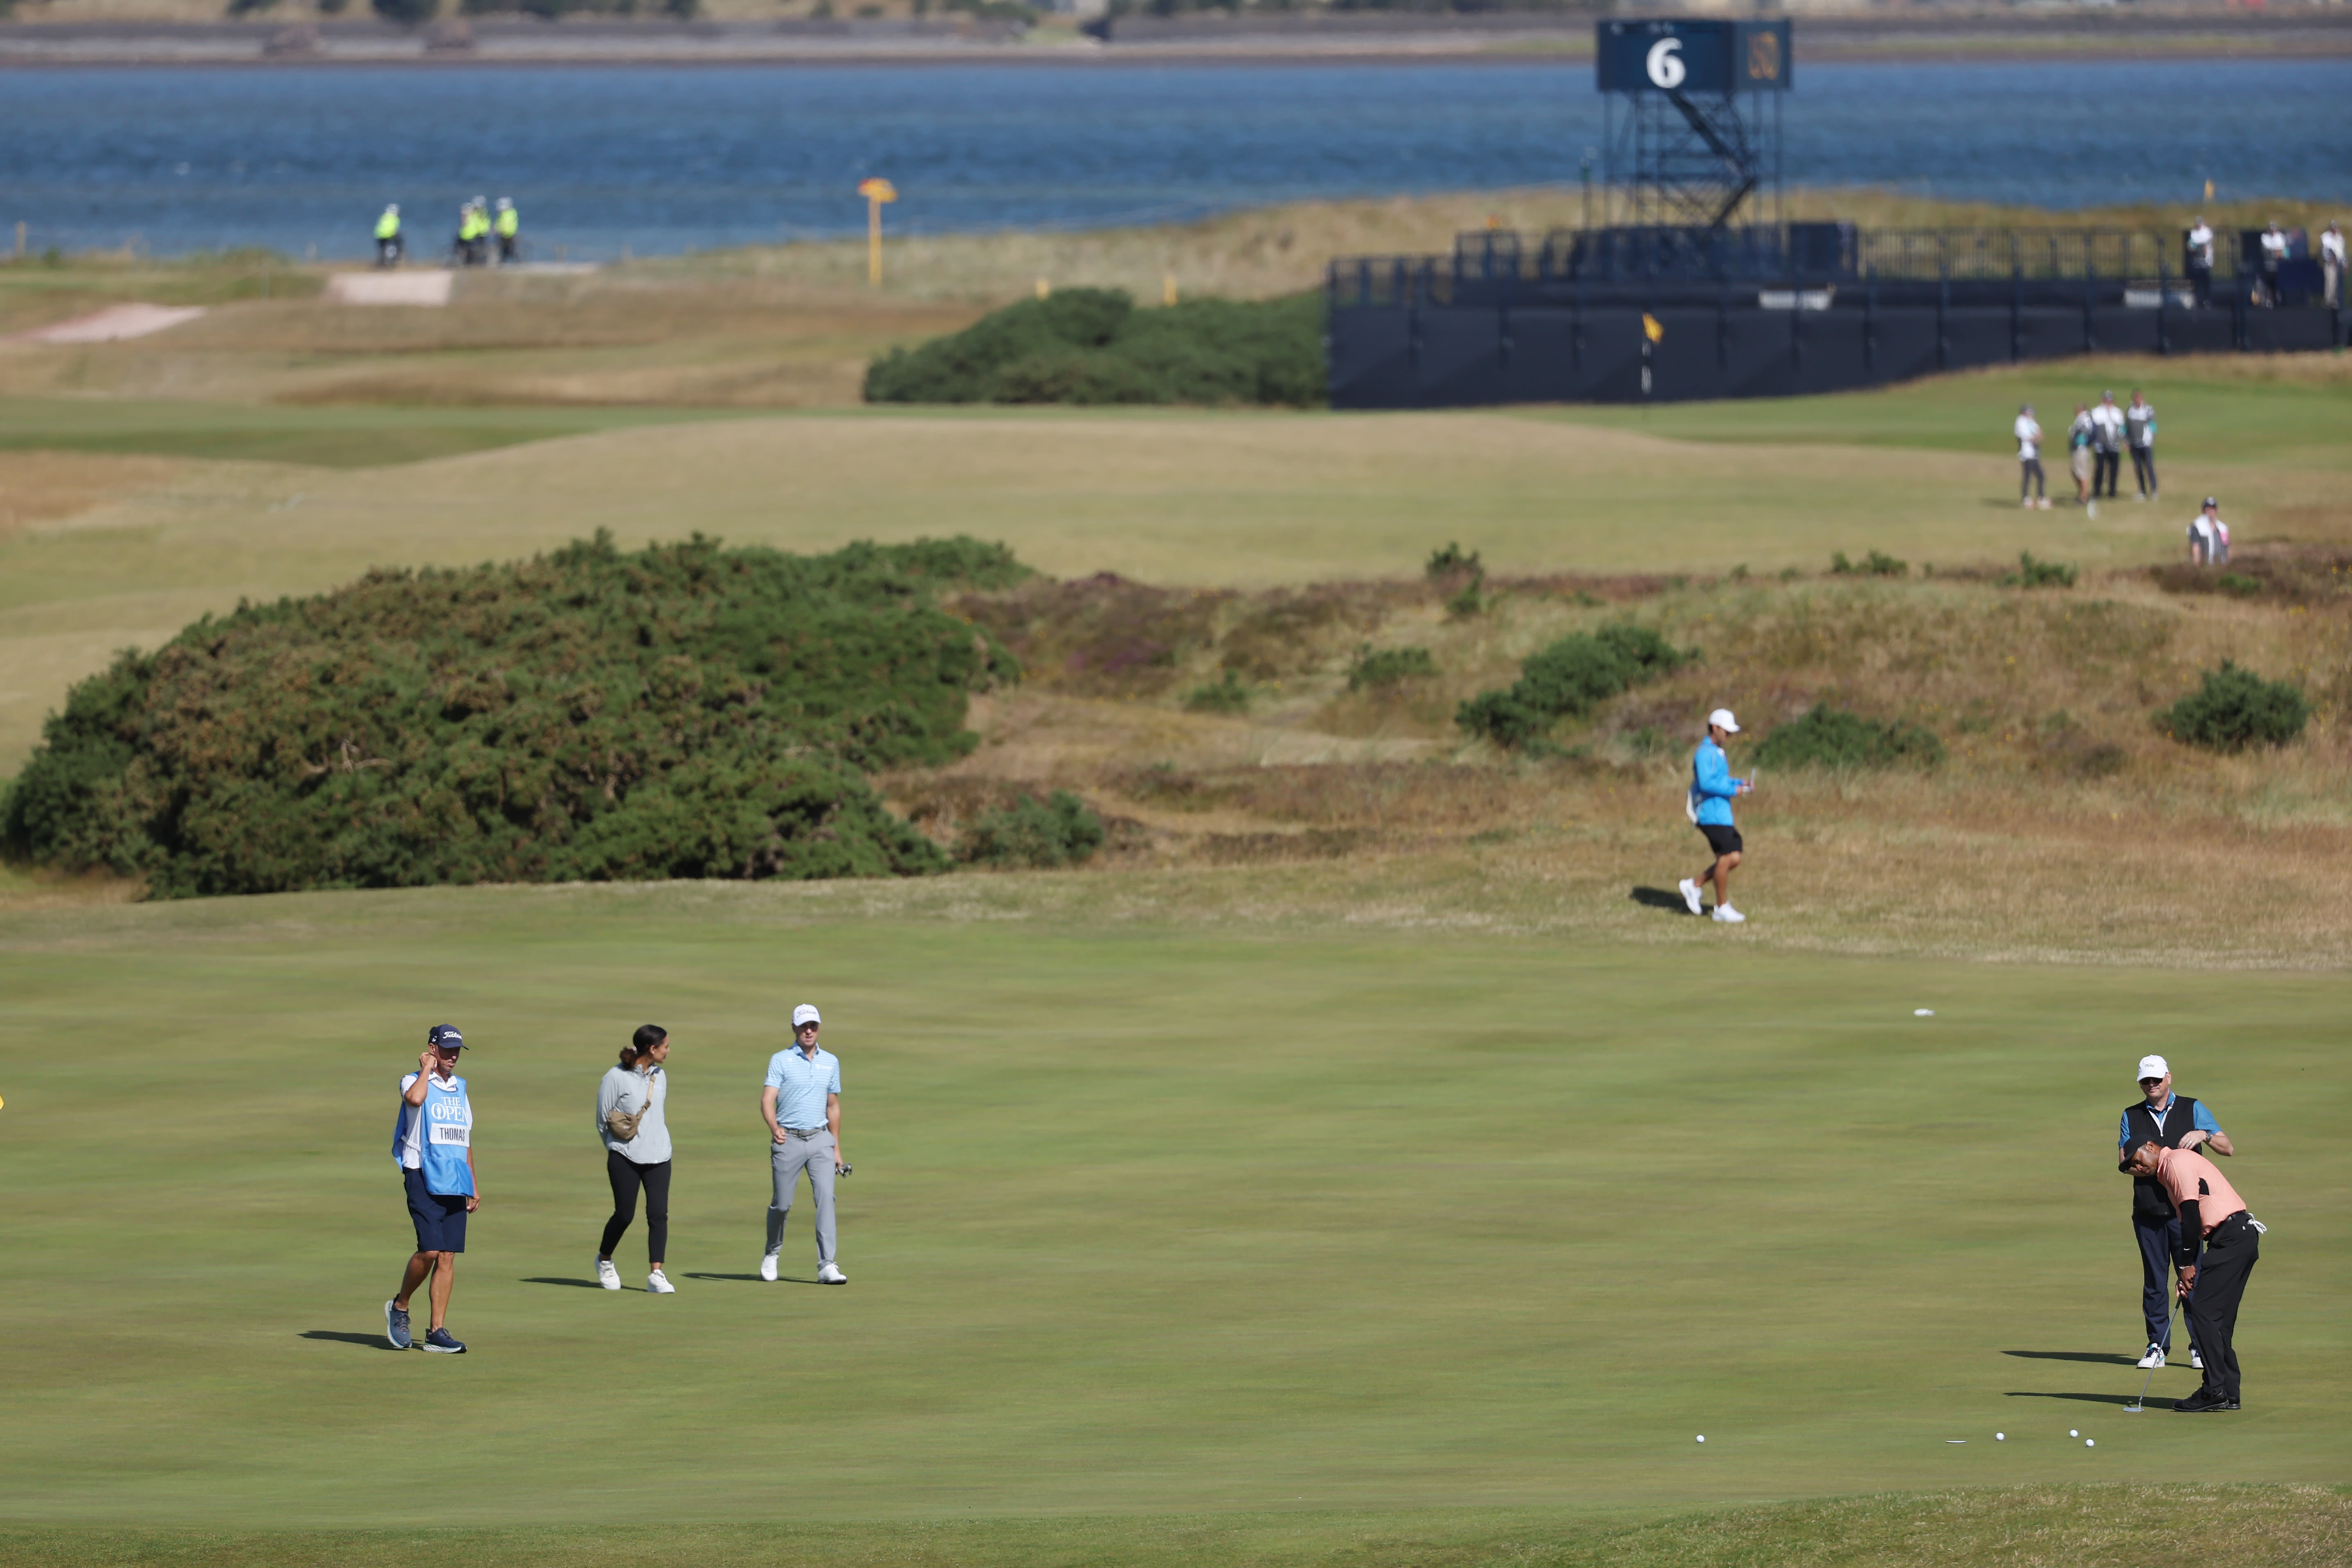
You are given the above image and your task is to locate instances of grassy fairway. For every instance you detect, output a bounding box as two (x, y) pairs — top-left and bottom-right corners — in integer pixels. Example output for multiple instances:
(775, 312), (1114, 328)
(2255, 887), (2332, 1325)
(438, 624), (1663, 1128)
(0, 883), (2345, 1548)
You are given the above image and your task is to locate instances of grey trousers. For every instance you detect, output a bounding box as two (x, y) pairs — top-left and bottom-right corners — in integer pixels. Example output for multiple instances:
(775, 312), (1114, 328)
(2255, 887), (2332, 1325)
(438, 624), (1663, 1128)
(766, 1131), (836, 1265)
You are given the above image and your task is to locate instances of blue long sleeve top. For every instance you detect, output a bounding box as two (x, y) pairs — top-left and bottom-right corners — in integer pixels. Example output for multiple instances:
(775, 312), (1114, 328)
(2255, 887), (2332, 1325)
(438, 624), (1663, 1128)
(1692, 737), (1740, 826)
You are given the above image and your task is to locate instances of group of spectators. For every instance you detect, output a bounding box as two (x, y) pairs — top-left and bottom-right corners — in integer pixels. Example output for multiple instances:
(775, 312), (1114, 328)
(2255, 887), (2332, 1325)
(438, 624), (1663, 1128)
(2012, 389), (2156, 512)
(2184, 216), (2347, 310)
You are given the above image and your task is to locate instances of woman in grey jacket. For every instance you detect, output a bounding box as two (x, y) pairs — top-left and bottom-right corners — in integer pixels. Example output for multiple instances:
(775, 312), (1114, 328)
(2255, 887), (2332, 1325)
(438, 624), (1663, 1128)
(596, 1024), (675, 1294)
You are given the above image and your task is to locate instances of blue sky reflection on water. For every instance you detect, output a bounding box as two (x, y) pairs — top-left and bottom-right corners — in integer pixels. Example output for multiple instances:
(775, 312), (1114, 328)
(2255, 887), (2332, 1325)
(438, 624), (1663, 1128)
(3, 58), (2347, 258)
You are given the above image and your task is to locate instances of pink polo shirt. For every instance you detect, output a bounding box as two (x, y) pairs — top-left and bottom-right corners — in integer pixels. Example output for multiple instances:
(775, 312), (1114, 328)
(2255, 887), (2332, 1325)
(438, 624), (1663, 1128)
(2153, 1145), (2246, 1238)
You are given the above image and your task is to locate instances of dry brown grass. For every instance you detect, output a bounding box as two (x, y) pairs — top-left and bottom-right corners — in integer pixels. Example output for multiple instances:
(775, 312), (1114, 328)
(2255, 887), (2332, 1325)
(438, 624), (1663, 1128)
(0, 449), (185, 538)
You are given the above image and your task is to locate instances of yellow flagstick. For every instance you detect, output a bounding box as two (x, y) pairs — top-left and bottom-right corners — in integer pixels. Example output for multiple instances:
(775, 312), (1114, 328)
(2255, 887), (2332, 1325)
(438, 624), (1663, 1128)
(856, 178), (897, 287)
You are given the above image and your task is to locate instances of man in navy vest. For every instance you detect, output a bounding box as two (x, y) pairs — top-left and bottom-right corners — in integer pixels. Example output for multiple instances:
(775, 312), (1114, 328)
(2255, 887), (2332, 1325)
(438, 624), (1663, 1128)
(2118, 1054), (2231, 1371)
(388, 1024), (479, 1353)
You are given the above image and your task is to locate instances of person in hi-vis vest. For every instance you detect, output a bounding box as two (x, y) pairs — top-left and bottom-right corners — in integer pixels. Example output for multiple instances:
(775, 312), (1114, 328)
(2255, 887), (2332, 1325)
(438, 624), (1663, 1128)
(387, 1024), (479, 1353)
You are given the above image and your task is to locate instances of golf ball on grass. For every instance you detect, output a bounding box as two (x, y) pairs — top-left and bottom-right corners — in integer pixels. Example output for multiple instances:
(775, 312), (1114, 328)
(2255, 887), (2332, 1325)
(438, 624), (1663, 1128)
(1695, 1436), (1704, 1444)
(2069, 1429), (2079, 1437)
(1995, 1433), (2005, 1441)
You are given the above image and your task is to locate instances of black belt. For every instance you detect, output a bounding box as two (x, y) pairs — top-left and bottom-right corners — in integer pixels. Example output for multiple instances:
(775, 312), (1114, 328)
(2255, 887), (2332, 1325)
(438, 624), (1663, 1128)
(2207, 1211), (2253, 1245)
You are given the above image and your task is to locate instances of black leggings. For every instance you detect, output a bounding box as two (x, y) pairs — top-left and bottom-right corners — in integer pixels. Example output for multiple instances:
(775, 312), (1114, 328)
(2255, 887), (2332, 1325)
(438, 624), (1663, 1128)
(600, 1151), (670, 1265)
(2131, 447), (2158, 496)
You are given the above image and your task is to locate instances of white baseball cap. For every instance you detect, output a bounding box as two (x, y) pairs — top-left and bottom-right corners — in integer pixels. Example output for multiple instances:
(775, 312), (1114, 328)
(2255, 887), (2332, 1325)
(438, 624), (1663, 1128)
(2137, 1054), (2169, 1081)
(1707, 708), (1740, 733)
(792, 1003), (822, 1028)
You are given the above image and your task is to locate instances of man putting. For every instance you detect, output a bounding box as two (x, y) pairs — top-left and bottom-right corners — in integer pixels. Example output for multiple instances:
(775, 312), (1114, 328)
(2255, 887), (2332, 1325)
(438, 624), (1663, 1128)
(2126, 1138), (2264, 1411)
(760, 1003), (847, 1285)
(387, 1025), (478, 1353)
(2117, 1054), (2231, 1371)
(1681, 707), (1754, 925)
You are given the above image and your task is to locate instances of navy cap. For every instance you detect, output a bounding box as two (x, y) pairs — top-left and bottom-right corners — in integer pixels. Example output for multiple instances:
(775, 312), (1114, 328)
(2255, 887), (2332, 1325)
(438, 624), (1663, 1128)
(426, 1025), (467, 1051)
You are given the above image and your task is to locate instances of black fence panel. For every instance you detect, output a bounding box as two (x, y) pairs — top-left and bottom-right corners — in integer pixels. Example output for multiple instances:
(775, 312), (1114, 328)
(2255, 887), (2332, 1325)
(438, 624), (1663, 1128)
(1326, 300), (2348, 409)
(2247, 309), (2343, 353)
(1868, 308), (1942, 385)
(1327, 307), (1416, 408)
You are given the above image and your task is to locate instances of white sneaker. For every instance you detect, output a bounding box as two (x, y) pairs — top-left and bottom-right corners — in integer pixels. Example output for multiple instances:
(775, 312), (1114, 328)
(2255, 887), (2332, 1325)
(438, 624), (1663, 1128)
(1679, 878), (1704, 916)
(647, 1269), (676, 1295)
(1711, 905), (1746, 924)
(2191, 1346), (2203, 1369)
(817, 1261), (847, 1285)
(2086, 501), (2098, 520)
(2137, 1344), (2165, 1369)
(596, 1258), (621, 1292)
(759, 1253), (778, 1282)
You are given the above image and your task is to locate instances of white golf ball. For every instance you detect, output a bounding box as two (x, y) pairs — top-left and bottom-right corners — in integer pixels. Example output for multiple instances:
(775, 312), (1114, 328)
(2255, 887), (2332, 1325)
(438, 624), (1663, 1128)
(2068, 1429), (2079, 1437)
(1915, 1008), (1934, 1017)
(1695, 1435), (1705, 1444)
(2086, 1439), (2095, 1448)
(1995, 1433), (2005, 1441)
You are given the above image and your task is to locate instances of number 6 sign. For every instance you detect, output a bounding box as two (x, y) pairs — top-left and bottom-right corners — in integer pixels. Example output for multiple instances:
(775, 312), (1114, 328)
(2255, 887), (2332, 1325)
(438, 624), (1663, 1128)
(1645, 37), (1685, 90)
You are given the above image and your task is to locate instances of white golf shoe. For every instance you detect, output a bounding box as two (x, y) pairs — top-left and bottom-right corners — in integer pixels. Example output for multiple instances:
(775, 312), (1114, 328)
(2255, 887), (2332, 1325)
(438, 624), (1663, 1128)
(759, 1253), (779, 1282)
(1679, 878), (1704, 916)
(1711, 905), (1746, 924)
(596, 1258), (622, 1291)
(2137, 1344), (2166, 1370)
(646, 1269), (676, 1295)
(818, 1261), (848, 1285)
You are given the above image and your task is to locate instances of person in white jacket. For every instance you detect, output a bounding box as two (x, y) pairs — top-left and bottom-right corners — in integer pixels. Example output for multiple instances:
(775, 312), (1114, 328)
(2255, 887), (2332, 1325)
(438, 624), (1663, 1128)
(596, 1024), (675, 1294)
(2014, 405), (2048, 509)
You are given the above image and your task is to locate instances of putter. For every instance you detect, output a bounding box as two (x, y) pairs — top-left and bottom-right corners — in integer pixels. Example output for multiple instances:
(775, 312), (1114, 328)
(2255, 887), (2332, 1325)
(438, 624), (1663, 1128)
(2126, 1295), (2188, 1412)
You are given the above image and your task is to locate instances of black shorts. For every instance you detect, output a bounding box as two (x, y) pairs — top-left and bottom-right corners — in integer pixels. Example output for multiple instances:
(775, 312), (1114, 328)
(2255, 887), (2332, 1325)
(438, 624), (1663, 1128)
(1698, 822), (1744, 858)
(404, 1165), (469, 1253)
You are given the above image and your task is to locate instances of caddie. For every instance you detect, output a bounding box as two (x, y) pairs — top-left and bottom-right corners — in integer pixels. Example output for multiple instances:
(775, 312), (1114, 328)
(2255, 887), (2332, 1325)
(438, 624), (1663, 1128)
(386, 1024), (478, 1353)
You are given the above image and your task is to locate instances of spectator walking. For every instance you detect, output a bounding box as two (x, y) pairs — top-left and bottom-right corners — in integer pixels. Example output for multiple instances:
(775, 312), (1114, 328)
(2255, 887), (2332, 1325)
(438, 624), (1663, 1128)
(387, 1025), (478, 1355)
(2322, 221), (2345, 310)
(2124, 1138), (2265, 1411)
(1679, 708), (1754, 925)
(596, 1024), (675, 1295)
(2090, 390), (2126, 503)
(2014, 405), (2048, 509)
(2184, 217), (2216, 308)
(2258, 221), (2288, 307)
(2125, 390), (2158, 502)
(2187, 497), (2225, 566)
(760, 1003), (849, 1285)
(2117, 1054), (2231, 1371)
(2067, 404), (2096, 509)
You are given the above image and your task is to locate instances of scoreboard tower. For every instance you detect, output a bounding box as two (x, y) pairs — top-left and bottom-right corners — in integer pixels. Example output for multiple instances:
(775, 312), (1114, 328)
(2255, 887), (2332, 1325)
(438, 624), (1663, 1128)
(1596, 18), (1791, 232)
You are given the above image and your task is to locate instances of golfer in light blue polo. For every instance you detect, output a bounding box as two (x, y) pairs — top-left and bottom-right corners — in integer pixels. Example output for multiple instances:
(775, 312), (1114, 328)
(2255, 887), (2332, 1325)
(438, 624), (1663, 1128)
(1681, 707), (1755, 925)
(759, 1003), (847, 1285)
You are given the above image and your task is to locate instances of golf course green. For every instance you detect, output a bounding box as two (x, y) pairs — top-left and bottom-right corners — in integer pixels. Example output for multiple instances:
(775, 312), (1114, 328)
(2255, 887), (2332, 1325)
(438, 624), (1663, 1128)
(0, 880), (2343, 1560)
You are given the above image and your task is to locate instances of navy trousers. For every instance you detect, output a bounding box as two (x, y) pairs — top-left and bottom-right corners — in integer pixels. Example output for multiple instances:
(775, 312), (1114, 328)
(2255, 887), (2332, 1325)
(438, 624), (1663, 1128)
(2134, 1213), (2200, 1354)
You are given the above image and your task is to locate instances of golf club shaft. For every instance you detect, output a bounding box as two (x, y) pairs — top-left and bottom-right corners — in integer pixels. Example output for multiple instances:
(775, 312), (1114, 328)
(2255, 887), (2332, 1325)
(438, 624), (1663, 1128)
(2131, 1292), (2188, 1409)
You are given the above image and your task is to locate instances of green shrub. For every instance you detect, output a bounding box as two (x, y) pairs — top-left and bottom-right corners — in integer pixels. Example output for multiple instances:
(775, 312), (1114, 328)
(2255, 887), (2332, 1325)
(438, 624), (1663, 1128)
(0, 533), (1028, 898)
(1455, 624), (1691, 749)
(2157, 661), (2310, 752)
(1184, 670), (1251, 714)
(2216, 572), (2263, 597)
(1831, 550), (1908, 578)
(956, 791), (1105, 869)
(1347, 645), (1438, 691)
(1752, 707), (1946, 770)
(1426, 542), (1482, 579)
(1444, 575), (1487, 621)
(865, 289), (1324, 408)
(2002, 551), (2078, 589)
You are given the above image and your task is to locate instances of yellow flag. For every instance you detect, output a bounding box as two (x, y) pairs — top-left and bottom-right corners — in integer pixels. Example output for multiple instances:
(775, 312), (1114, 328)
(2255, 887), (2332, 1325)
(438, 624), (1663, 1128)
(1642, 312), (1665, 343)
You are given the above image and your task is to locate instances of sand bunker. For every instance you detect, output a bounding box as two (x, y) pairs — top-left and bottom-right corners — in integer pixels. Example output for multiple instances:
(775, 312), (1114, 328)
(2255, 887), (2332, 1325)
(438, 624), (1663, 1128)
(11, 303), (208, 343)
(325, 271), (456, 306)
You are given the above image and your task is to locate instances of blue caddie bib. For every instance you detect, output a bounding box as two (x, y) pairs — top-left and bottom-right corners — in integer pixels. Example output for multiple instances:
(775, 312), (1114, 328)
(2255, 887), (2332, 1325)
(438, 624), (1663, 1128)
(394, 1074), (475, 1197)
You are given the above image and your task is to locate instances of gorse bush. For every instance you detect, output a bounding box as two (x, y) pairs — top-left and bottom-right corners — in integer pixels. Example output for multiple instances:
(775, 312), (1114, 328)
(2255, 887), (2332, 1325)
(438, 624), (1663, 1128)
(1456, 624), (1692, 749)
(0, 534), (1028, 898)
(1426, 542), (1482, 579)
(864, 288), (1325, 408)
(1831, 550), (1908, 578)
(956, 791), (1106, 869)
(2003, 551), (2078, 589)
(1752, 707), (1946, 770)
(1347, 645), (1439, 690)
(2158, 662), (2310, 752)
(1184, 670), (1251, 714)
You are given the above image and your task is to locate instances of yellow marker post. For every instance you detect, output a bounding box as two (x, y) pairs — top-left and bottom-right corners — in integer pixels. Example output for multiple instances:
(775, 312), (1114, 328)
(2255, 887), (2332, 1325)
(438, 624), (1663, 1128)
(856, 178), (897, 287)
